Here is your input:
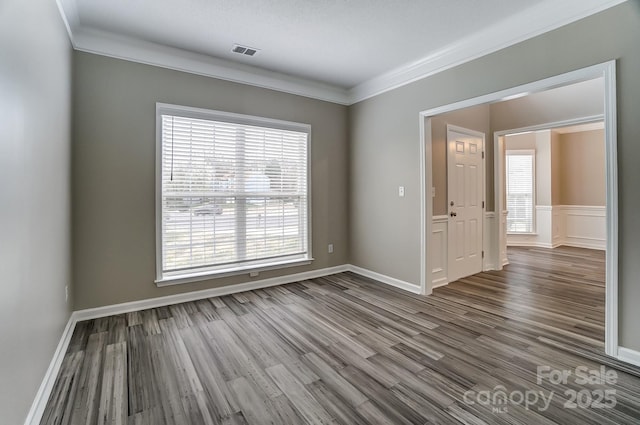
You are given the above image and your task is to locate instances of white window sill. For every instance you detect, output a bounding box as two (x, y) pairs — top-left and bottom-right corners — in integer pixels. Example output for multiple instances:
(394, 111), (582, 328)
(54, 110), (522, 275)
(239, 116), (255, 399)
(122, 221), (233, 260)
(507, 232), (538, 236)
(155, 258), (313, 287)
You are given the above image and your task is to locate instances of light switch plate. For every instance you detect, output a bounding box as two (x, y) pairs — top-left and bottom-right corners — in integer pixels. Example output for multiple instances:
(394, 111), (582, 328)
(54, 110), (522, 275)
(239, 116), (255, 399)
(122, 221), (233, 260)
(399, 186), (405, 197)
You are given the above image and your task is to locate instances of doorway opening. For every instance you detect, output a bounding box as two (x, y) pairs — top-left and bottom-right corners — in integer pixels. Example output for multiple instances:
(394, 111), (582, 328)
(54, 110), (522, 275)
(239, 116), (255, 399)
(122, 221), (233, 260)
(419, 61), (618, 357)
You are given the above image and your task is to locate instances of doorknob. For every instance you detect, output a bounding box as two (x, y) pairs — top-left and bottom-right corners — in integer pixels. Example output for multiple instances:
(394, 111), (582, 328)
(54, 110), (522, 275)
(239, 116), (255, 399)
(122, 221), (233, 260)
(450, 211), (457, 217)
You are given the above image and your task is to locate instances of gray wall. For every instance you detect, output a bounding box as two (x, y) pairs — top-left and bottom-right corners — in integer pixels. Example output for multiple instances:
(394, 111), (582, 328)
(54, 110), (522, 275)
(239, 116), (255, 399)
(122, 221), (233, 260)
(72, 52), (349, 309)
(0, 0), (72, 422)
(349, 1), (640, 350)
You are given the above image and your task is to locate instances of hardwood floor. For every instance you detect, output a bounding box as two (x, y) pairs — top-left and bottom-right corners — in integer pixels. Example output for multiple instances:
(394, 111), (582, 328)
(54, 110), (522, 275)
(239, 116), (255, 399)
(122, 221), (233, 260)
(41, 246), (640, 424)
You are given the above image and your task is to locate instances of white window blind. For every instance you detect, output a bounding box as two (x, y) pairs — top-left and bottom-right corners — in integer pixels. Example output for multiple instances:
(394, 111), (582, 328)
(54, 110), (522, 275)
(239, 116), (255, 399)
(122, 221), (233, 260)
(156, 105), (310, 282)
(506, 150), (535, 233)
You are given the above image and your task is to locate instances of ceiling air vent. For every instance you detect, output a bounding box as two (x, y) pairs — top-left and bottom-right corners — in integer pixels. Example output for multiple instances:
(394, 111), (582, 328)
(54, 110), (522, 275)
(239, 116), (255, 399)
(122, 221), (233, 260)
(232, 44), (259, 57)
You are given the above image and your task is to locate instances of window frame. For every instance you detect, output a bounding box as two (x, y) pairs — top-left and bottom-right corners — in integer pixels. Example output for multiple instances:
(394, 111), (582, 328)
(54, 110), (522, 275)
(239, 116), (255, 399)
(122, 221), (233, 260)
(505, 149), (536, 234)
(155, 103), (313, 286)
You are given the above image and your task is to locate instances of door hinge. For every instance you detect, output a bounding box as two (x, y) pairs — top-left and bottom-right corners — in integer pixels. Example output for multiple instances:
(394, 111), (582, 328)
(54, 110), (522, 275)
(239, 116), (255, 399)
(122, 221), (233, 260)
(482, 151), (485, 159)
(482, 251), (485, 258)
(482, 201), (485, 208)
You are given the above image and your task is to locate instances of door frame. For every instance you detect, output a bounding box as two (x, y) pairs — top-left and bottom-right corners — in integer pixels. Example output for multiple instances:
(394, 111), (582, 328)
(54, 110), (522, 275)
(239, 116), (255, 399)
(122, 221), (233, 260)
(446, 125), (486, 282)
(494, 115), (604, 267)
(418, 60), (618, 357)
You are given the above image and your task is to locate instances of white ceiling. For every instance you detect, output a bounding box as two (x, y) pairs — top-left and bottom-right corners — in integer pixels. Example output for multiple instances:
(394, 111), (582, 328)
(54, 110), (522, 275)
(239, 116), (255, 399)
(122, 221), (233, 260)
(57, 0), (627, 104)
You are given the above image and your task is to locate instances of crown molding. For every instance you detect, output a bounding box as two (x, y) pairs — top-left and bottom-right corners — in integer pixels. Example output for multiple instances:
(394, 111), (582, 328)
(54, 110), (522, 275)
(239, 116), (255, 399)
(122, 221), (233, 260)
(56, 0), (626, 106)
(347, 0), (628, 104)
(71, 28), (351, 105)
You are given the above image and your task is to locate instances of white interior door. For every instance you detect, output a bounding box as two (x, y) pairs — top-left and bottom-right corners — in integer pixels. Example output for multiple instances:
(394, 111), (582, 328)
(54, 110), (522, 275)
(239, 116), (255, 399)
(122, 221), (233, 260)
(447, 126), (484, 282)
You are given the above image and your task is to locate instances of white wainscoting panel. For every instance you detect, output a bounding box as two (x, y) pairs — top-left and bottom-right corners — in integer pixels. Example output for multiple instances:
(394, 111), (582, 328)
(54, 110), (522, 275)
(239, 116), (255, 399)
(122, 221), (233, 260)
(431, 215), (449, 288)
(562, 205), (606, 250)
(506, 205), (605, 250)
(484, 212), (497, 271)
(507, 205), (554, 248)
(501, 211), (509, 266)
(552, 207), (563, 247)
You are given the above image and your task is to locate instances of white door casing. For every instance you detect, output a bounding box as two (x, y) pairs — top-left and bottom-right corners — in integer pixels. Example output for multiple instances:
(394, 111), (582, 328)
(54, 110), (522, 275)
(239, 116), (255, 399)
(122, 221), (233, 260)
(447, 125), (484, 282)
(419, 61), (618, 359)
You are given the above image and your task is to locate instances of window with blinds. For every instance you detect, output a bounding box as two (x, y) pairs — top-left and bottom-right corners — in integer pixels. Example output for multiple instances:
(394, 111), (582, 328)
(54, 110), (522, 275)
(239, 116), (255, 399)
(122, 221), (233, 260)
(156, 104), (311, 283)
(506, 150), (535, 233)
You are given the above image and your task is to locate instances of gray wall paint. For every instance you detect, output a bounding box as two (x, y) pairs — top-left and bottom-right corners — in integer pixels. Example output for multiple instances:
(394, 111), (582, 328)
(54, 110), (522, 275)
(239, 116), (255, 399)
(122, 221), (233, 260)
(350, 1), (640, 350)
(72, 52), (349, 309)
(0, 0), (72, 422)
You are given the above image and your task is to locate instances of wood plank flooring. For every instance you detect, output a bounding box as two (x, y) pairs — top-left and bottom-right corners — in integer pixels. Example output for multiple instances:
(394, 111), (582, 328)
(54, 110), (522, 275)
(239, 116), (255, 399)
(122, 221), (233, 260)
(41, 246), (640, 424)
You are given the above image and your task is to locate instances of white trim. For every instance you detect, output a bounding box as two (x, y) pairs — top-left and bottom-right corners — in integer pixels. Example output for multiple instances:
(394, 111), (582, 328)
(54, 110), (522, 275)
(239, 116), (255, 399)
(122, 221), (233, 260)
(54, 0), (75, 43)
(484, 212), (497, 271)
(419, 117), (430, 295)
(348, 265), (422, 295)
(506, 241), (555, 249)
(559, 205), (607, 250)
(56, 1), (625, 105)
(25, 262), (424, 424)
(75, 265), (348, 321)
(603, 61), (619, 357)
(348, 0), (627, 103)
(154, 103), (313, 285)
(156, 259), (314, 286)
(73, 29), (350, 105)
(558, 204), (608, 211)
(420, 60), (619, 359)
(74, 264), (422, 322)
(501, 211), (510, 267)
(496, 115), (605, 135)
(433, 215), (449, 223)
(23, 315), (76, 425)
(617, 347), (640, 368)
(431, 215), (449, 288)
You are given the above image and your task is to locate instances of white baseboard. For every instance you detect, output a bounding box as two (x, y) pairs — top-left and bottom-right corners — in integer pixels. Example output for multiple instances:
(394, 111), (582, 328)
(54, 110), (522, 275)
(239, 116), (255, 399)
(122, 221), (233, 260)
(617, 347), (640, 368)
(74, 265), (350, 321)
(432, 279), (449, 289)
(25, 262), (426, 424)
(562, 238), (606, 251)
(347, 264), (422, 294)
(483, 263), (496, 271)
(26, 260), (640, 425)
(24, 315), (77, 425)
(506, 205), (605, 251)
(507, 240), (556, 249)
